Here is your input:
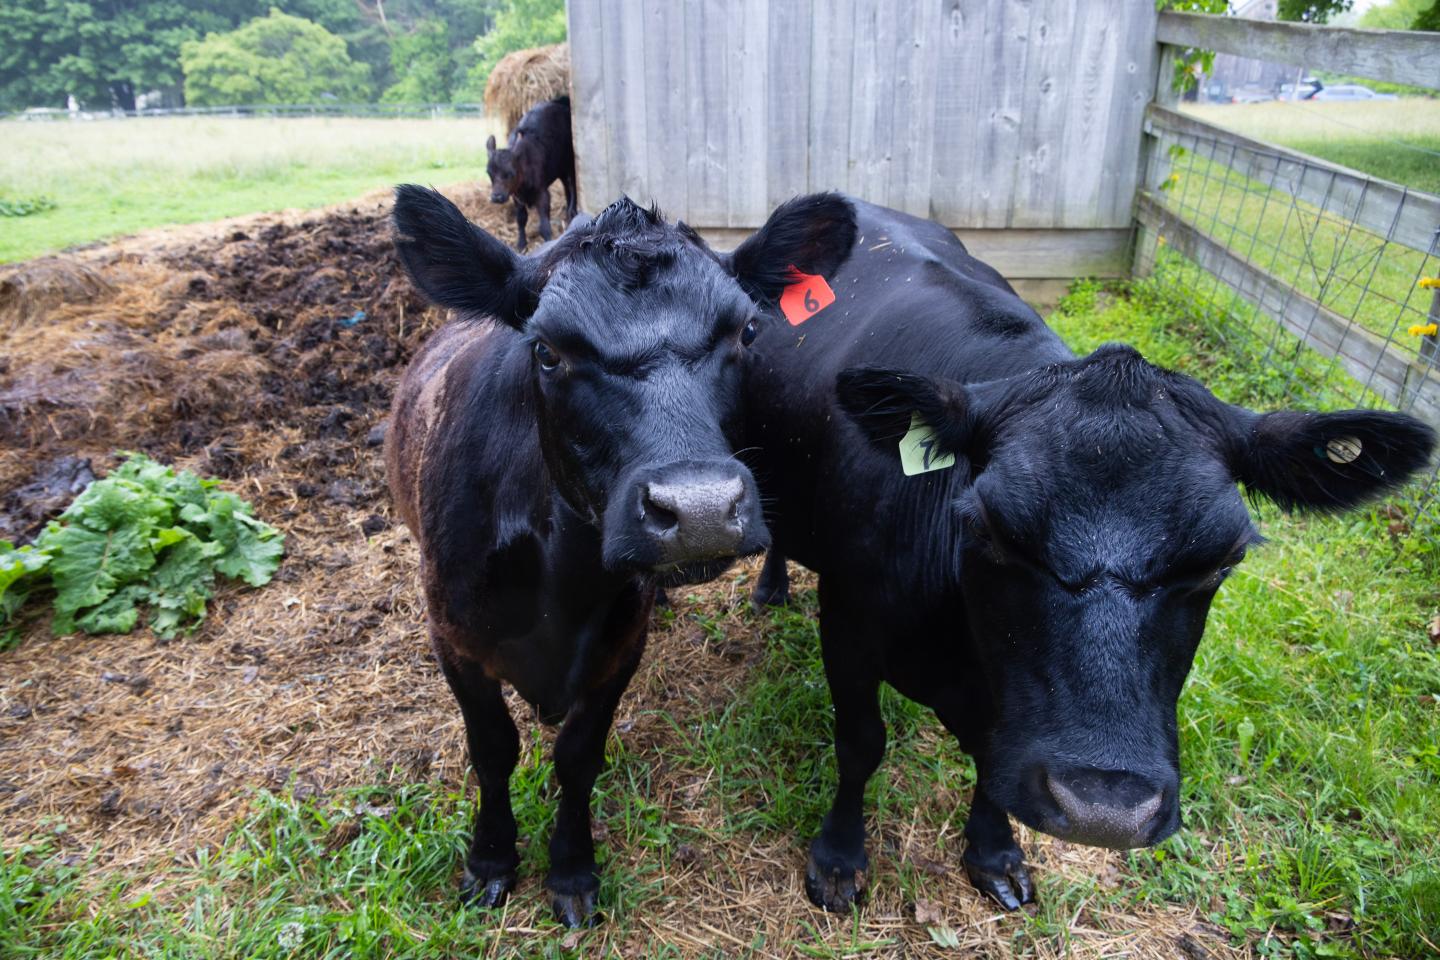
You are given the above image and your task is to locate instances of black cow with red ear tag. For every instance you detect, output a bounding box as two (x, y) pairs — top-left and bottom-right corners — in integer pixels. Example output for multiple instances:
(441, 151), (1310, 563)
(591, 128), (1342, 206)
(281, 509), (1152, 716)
(740, 196), (1436, 913)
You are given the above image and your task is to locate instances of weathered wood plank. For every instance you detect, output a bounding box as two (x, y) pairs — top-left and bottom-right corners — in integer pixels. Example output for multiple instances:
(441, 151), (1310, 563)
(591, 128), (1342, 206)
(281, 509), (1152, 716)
(1013, 0), (1074, 228)
(1102, 2), (1159, 226)
(1145, 104), (1440, 256)
(684, 0), (731, 226)
(886, 0), (941, 217)
(1136, 191), (1440, 425)
(565, 0), (609, 211)
(643, 0), (687, 216)
(726, 0), (770, 226)
(930, 0), (985, 221)
(973, 0), (1031, 227)
(806, 0), (855, 194)
(765, 0), (812, 207)
(1157, 11), (1440, 91)
(696, 226), (1132, 279)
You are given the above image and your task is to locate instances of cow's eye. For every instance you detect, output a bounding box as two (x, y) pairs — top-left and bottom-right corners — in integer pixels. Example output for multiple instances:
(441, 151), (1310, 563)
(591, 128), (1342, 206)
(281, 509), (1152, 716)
(740, 317), (759, 347)
(533, 340), (561, 371)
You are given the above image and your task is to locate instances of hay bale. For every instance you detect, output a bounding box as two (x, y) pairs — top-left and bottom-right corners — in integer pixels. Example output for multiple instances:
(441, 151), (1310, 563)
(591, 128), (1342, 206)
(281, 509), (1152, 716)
(0, 258), (113, 334)
(484, 42), (570, 134)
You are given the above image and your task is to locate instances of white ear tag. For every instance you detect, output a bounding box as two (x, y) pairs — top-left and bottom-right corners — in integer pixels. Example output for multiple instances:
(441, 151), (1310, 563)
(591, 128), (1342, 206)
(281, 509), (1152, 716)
(899, 412), (956, 476)
(1325, 436), (1362, 464)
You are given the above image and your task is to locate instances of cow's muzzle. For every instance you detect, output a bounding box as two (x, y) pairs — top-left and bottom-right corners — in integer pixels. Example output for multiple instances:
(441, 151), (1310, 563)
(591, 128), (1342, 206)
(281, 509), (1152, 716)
(1031, 765), (1175, 849)
(603, 460), (769, 582)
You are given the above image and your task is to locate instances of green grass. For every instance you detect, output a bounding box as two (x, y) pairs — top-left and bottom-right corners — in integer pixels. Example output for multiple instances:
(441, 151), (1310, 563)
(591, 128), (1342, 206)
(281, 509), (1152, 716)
(1182, 100), (1440, 195)
(4, 278), (1437, 958)
(0, 116), (503, 263)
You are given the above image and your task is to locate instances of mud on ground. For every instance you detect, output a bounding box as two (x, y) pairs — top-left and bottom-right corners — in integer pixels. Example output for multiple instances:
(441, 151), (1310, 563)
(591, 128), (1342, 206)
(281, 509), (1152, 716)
(0, 187), (1244, 959)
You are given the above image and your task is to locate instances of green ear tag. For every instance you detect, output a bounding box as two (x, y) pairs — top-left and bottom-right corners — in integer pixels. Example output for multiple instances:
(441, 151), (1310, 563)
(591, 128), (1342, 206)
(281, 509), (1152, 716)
(899, 412), (956, 476)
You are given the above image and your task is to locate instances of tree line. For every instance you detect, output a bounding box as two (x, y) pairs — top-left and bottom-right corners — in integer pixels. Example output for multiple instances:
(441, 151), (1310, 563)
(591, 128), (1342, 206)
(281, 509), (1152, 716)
(0, 0), (565, 113)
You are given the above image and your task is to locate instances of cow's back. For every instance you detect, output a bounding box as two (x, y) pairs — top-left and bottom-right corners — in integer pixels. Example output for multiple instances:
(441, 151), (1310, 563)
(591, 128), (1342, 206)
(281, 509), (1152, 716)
(745, 199), (1072, 581)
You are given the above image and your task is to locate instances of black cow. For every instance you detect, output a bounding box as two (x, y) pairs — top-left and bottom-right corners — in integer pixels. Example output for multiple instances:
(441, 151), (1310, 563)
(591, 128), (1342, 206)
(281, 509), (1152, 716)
(742, 198), (1435, 912)
(386, 186), (855, 926)
(485, 96), (577, 251)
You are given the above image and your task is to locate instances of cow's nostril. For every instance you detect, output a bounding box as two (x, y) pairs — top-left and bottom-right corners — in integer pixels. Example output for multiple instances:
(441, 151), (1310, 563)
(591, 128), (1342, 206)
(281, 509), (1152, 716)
(641, 489), (680, 534)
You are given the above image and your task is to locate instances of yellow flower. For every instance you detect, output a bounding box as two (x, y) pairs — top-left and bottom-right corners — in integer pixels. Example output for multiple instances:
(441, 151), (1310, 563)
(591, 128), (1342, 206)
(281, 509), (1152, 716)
(1420, 277), (1440, 289)
(1408, 323), (1439, 337)
(1168, 173), (1180, 183)
(1157, 235), (1166, 246)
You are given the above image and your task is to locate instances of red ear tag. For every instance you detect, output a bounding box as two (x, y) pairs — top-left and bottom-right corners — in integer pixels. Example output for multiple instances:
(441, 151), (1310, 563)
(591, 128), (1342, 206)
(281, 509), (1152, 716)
(779, 268), (836, 326)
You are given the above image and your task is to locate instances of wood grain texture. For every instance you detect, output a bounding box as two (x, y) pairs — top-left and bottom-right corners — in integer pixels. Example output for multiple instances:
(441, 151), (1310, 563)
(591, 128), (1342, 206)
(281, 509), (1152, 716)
(1157, 12), (1440, 92)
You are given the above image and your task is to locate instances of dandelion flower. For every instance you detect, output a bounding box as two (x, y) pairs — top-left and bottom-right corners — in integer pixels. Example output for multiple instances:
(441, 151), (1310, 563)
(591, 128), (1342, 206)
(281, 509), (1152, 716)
(1419, 277), (1440, 290)
(1408, 323), (1438, 337)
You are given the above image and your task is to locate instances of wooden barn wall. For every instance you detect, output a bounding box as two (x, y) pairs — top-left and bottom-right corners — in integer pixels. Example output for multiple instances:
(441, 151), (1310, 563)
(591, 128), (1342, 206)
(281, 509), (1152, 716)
(566, 0), (1160, 281)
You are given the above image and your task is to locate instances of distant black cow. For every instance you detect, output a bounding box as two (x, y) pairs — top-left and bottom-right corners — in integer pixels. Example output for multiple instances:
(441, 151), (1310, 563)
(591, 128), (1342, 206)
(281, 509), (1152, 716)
(386, 185), (855, 926)
(742, 198), (1435, 912)
(485, 96), (577, 251)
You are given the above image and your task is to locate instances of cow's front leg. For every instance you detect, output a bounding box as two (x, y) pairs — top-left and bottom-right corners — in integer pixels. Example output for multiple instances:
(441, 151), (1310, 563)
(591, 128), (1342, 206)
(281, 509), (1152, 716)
(437, 652), (520, 908)
(536, 191), (553, 244)
(545, 601), (647, 927)
(961, 784), (1034, 910)
(807, 591), (885, 912)
(934, 698), (1035, 909)
(562, 175), (578, 221)
(513, 200), (529, 251)
(751, 549), (790, 609)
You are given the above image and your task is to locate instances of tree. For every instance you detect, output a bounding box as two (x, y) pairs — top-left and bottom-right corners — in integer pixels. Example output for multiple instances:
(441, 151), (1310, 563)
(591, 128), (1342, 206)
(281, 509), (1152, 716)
(0, 0), (239, 111)
(460, 0), (565, 98)
(381, 19), (453, 102)
(180, 9), (372, 106)
(1413, 1), (1440, 30)
(1277, 0), (1353, 23)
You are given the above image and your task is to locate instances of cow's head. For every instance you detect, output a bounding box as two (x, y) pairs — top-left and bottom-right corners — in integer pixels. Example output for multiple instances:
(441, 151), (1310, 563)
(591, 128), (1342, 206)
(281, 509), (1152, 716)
(485, 134), (517, 204)
(837, 345), (1434, 848)
(394, 185), (856, 585)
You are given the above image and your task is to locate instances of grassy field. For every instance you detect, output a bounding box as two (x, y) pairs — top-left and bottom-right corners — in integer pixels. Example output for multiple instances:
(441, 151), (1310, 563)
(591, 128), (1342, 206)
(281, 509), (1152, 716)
(0, 116), (502, 263)
(1183, 99), (1440, 195)
(4, 273), (1437, 959)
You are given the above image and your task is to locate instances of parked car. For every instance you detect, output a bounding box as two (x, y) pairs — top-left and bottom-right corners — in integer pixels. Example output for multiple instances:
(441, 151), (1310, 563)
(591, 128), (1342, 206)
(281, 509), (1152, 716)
(1276, 80), (1322, 101)
(1230, 86), (1273, 104)
(1308, 84), (1398, 101)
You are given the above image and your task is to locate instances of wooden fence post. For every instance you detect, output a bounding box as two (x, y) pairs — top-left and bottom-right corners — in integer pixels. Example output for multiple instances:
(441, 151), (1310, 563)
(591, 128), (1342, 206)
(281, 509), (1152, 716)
(1133, 42), (1180, 278)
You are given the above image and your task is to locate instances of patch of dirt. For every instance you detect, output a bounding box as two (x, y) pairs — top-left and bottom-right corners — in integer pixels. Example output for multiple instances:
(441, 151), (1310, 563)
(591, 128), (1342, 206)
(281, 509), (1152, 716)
(0, 186), (1248, 959)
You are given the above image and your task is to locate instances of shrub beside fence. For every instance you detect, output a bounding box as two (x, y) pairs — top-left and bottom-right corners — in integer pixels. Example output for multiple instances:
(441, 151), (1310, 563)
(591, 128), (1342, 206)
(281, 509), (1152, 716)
(1134, 12), (1440, 516)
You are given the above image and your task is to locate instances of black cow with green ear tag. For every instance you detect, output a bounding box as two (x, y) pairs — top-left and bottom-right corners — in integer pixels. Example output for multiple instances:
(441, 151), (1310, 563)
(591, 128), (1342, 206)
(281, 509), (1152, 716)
(740, 196), (1436, 914)
(387, 185), (856, 927)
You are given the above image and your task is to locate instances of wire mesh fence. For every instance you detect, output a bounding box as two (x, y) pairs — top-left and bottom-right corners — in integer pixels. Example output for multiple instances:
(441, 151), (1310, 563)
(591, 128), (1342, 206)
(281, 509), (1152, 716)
(1135, 107), (1440, 522)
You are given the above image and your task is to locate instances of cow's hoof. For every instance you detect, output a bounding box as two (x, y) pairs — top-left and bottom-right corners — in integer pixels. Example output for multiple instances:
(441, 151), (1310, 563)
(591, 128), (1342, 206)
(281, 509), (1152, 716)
(548, 887), (599, 928)
(962, 846), (1034, 911)
(805, 847), (866, 913)
(459, 867), (516, 909)
(546, 873), (601, 927)
(750, 581), (789, 610)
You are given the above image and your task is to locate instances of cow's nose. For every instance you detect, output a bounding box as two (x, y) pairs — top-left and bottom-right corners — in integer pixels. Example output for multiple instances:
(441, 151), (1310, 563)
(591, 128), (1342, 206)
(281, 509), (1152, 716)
(1041, 766), (1168, 849)
(642, 476), (746, 561)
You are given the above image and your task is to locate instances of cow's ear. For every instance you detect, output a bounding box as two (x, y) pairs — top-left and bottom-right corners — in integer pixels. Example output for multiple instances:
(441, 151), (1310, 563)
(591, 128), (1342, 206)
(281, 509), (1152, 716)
(726, 192), (857, 306)
(835, 366), (973, 460)
(485, 134), (496, 155)
(1230, 408), (1435, 512)
(392, 184), (538, 330)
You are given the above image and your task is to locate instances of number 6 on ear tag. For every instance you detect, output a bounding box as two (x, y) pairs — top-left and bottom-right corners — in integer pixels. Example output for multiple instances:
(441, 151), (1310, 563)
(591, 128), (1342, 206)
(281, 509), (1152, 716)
(899, 412), (956, 476)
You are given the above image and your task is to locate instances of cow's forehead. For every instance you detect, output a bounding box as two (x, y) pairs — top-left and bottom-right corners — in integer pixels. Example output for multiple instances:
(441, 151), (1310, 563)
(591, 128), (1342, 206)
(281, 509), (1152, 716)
(532, 249), (747, 348)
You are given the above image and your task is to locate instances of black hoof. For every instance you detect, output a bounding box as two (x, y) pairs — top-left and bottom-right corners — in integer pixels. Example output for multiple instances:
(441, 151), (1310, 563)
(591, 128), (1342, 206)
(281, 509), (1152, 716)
(751, 580), (789, 610)
(804, 846), (866, 913)
(459, 867), (516, 908)
(962, 845), (1034, 911)
(548, 887), (599, 928)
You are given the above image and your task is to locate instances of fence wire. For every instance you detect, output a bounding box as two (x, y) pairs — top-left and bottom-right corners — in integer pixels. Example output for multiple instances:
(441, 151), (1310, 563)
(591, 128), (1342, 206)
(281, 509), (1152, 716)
(1136, 117), (1440, 522)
